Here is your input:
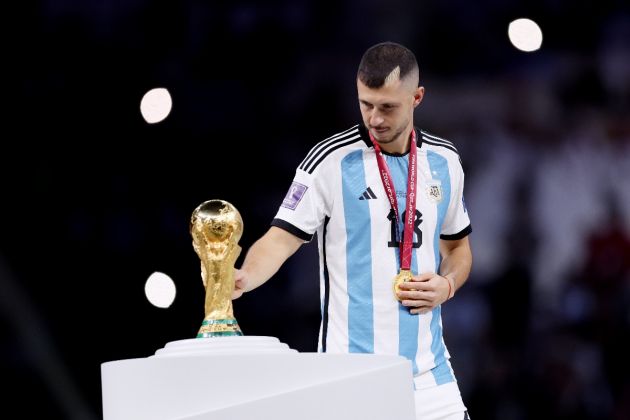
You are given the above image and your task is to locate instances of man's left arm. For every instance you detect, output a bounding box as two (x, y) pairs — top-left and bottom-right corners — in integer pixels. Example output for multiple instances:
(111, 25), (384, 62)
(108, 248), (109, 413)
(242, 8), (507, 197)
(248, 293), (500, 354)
(397, 236), (472, 314)
(439, 236), (472, 297)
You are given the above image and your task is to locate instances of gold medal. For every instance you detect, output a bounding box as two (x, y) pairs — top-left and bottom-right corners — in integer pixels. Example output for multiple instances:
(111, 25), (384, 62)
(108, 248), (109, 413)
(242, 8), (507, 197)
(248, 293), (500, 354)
(393, 269), (413, 300)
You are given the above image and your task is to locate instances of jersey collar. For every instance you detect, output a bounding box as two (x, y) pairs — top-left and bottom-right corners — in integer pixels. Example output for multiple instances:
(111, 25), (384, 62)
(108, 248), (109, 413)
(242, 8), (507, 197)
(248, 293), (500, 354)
(359, 124), (424, 157)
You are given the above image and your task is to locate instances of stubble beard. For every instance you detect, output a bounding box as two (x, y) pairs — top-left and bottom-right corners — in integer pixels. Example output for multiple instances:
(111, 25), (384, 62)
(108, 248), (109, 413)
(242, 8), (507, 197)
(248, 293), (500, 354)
(371, 120), (409, 147)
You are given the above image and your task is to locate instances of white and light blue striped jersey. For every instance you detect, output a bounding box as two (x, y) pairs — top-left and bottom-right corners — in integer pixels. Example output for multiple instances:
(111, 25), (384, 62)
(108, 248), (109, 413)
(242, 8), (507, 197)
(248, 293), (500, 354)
(272, 124), (471, 384)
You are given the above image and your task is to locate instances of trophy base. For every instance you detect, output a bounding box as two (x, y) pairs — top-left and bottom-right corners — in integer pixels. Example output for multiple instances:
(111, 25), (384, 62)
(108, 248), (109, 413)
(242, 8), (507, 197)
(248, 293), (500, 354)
(197, 318), (242, 338)
(152, 336), (296, 357)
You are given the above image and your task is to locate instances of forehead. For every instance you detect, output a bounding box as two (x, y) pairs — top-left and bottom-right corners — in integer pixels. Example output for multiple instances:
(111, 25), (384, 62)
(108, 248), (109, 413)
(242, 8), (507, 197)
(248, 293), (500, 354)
(357, 78), (411, 104)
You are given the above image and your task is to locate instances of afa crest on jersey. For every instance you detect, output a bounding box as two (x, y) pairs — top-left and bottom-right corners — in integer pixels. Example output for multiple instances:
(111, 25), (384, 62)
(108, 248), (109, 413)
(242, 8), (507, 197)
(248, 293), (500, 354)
(426, 180), (443, 203)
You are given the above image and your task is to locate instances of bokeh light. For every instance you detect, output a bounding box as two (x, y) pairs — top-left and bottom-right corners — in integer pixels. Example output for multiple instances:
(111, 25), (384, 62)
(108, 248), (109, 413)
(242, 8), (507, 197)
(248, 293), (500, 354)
(144, 271), (176, 308)
(140, 88), (172, 124)
(508, 18), (543, 52)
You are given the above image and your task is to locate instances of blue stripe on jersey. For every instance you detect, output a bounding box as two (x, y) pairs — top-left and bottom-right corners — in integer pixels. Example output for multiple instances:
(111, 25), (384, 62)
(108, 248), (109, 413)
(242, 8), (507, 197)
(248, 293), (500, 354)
(385, 155), (420, 375)
(427, 150), (454, 384)
(341, 150), (374, 354)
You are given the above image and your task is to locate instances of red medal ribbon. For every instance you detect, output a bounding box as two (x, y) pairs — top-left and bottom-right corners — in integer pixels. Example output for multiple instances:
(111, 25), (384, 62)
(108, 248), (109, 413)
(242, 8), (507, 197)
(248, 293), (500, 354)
(369, 128), (417, 271)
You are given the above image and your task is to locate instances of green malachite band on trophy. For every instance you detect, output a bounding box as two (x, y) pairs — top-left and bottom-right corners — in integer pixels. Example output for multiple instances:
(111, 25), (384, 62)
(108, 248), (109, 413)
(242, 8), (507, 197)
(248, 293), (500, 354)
(201, 319), (239, 326)
(197, 331), (244, 338)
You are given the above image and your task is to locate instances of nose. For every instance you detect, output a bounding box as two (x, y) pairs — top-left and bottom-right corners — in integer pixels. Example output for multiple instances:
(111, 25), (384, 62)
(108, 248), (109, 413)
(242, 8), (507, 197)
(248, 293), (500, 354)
(369, 111), (384, 127)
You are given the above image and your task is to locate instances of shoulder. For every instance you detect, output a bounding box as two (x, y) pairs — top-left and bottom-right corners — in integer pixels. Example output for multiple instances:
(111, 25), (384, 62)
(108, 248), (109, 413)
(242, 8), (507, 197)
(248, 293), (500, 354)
(419, 129), (463, 166)
(298, 124), (370, 175)
(420, 129), (460, 156)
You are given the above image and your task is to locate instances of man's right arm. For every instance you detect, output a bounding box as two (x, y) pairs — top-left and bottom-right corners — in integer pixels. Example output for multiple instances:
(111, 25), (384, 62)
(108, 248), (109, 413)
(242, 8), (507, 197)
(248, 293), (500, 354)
(233, 226), (305, 299)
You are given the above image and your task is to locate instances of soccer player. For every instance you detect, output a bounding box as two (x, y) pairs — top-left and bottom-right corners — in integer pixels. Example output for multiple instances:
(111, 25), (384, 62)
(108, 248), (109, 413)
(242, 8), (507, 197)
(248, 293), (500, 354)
(234, 41), (473, 420)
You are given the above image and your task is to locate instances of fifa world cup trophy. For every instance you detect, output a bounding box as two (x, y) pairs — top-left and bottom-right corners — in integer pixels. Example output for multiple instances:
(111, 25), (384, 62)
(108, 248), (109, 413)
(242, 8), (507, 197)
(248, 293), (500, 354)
(190, 199), (243, 337)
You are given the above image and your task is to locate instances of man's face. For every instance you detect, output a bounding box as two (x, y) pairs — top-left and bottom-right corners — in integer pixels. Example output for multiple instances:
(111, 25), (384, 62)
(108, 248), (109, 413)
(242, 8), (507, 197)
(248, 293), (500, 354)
(357, 76), (423, 147)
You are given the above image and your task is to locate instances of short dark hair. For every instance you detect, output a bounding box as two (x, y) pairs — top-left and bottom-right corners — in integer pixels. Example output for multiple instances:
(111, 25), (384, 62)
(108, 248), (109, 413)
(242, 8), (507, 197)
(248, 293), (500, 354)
(357, 42), (419, 88)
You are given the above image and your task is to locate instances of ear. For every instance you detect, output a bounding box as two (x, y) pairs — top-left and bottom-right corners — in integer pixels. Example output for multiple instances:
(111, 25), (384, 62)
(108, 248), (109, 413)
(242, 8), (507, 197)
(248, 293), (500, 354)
(413, 86), (425, 108)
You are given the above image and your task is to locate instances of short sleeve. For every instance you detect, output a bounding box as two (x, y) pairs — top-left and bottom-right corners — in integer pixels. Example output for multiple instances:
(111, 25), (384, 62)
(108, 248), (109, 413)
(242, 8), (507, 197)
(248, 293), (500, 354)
(440, 161), (472, 240)
(271, 166), (331, 242)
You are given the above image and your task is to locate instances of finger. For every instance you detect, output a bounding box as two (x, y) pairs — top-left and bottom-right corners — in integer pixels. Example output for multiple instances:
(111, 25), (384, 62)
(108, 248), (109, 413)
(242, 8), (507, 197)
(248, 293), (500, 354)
(397, 290), (435, 300)
(398, 290), (436, 303)
(399, 280), (433, 292)
(412, 272), (435, 282)
(401, 299), (434, 307)
(398, 279), (433, 290)
(411, 305), (435, 315)
(397, 281), (418, 291)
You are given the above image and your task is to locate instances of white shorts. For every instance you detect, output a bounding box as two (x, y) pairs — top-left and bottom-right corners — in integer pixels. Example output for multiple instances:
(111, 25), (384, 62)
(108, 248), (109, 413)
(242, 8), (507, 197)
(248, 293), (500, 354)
(413, 367), (469, 420)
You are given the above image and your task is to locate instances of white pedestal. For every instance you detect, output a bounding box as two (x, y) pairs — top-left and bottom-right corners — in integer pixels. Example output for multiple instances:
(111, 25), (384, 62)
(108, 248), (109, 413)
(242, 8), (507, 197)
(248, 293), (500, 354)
(101, 336), (415, 420)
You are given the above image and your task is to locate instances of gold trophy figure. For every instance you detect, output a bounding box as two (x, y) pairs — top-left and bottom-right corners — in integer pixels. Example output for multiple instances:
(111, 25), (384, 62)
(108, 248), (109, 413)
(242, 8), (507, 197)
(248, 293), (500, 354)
(190, 199), (243, 338)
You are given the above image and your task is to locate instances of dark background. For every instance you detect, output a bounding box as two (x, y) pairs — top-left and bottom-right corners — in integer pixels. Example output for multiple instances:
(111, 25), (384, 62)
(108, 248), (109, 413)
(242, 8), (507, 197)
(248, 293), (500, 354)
(3, 1), (630, 419)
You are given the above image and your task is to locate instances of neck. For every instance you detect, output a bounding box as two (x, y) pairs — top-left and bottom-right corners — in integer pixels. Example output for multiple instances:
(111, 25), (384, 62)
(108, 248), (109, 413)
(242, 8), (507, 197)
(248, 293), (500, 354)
(378, 125), (414, 155)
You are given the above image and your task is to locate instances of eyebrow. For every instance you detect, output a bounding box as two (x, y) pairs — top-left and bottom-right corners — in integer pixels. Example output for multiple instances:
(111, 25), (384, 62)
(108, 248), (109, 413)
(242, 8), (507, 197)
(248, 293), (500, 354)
(359, 99), (399, 107)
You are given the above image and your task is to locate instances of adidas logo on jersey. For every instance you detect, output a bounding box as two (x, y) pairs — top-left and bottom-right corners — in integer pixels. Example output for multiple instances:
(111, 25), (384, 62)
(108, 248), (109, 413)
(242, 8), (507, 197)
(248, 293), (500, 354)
(359, 187), (377, 200)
